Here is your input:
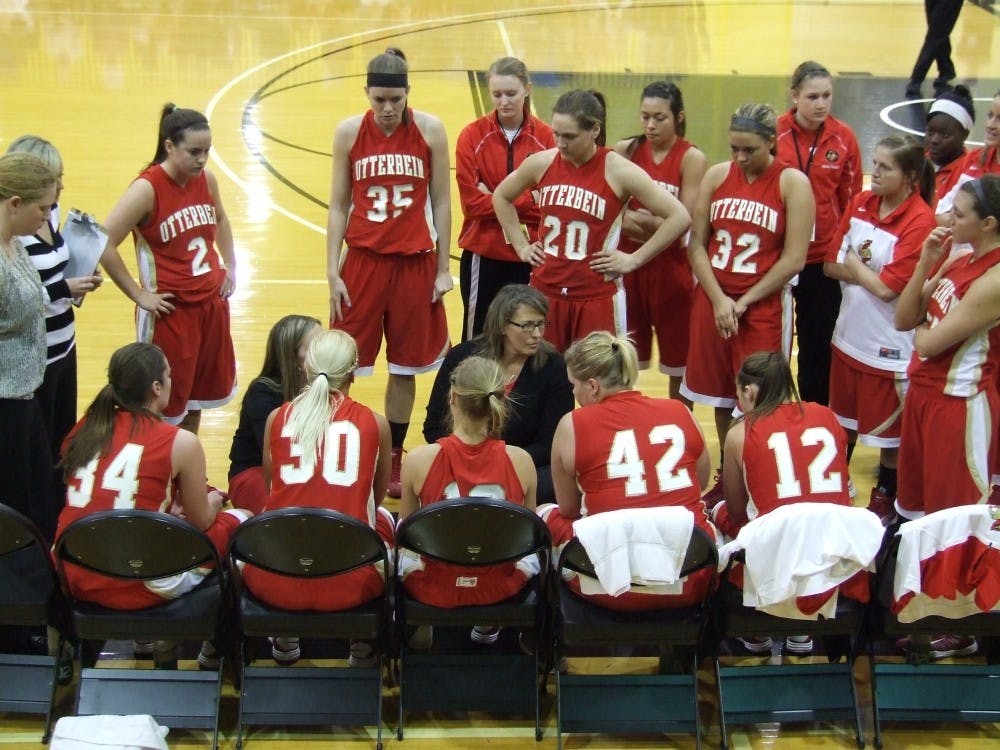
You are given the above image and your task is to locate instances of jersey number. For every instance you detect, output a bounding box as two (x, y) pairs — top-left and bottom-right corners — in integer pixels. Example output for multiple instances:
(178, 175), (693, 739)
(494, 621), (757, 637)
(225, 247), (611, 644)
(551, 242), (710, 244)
(765, 427), (842, 499)
(710, 230), (760, 273)
(606, 425), (692, 496)
(541, 216), (590, 260)
(280, 420), (361, 487)
(366, 184), (414, 222)
(67, 443), (145, 509)
(187, 236), (212, 277)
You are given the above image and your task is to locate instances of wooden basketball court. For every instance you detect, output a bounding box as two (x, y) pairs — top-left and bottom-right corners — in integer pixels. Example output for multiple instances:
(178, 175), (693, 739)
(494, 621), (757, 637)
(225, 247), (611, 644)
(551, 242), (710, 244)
(3, 0), (1000, 746)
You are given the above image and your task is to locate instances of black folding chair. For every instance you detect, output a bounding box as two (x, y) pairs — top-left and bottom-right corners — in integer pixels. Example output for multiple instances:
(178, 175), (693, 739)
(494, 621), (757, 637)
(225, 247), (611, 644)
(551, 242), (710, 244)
(0, 503), (66, 742)
(54, 509), (226, 750)
(867, 511), (1000, 748)
(228, 507), (390, 750)
(394, 498), (551, 741)
(555, 525), (719, 750)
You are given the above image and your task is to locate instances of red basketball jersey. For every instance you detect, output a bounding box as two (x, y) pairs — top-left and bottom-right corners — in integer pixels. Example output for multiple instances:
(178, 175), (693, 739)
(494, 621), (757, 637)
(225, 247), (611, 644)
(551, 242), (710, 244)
(265, 395), (381, 523)
(908, 247), (1000, 397)
(572, 390), (711, 528)
(742, 402), (852, 519)
(345, 110), (436, 256)
(619, 137), (691, 271)
(707, 159), (791, 296)
(418, 434), (526, 505)
(134, 165), (224, 303)
(531, 147), (626, 300)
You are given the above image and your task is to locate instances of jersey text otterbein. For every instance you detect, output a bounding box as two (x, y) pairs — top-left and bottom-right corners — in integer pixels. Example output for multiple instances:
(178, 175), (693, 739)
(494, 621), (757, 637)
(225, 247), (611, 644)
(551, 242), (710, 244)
(709, 198), (778, 232)
(158, 204), (217, 242)
(353, 154), (427, 180)
(536, 184), (607, 219)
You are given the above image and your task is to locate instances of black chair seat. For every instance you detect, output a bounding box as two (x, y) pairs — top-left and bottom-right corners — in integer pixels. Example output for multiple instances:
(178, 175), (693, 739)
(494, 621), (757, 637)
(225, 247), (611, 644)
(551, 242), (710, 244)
(0, 563), (52, 624)
(239, 588), (384, 640)
(718, 583), (867, 638)
(559, 586), (704, 644)
(403, 584), (540, 627)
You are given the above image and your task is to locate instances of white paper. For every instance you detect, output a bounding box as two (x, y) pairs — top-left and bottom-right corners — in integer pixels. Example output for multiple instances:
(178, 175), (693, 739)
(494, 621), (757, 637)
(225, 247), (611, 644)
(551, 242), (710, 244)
(62, 208), (107, 306)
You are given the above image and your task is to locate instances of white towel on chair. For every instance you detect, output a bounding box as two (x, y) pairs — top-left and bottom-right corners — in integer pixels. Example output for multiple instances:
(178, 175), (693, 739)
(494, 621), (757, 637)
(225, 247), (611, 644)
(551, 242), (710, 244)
(50, 715), (169, 750)
(572, 507), (694, 597)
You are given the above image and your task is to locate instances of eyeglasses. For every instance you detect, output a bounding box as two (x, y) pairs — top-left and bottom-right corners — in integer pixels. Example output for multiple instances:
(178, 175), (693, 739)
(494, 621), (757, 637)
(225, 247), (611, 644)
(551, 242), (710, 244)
(507, 319), (548, 333)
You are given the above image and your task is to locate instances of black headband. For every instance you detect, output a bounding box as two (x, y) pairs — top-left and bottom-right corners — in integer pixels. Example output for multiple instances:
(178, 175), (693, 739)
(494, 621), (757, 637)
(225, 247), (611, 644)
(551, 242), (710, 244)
(367, 72), (408, 88)
(730, 115), (774, 138)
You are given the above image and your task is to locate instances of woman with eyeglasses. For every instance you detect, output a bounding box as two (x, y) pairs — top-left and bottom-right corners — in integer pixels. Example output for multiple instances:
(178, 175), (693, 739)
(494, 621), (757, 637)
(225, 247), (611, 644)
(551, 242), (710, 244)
(423, 284), (573, 503)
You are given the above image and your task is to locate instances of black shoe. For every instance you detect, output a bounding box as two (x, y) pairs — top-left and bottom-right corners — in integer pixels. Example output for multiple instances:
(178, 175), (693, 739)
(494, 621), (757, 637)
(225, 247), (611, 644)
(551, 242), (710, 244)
(904, 80), (922, 99)
(933, 77), (956, 96)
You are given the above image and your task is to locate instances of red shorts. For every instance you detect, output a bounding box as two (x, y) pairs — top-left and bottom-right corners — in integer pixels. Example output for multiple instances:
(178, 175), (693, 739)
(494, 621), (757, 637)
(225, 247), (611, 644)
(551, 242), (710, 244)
(242, 506), (396, 611)
(624, 255), (693, 375)
(896, 383), (997, 517)
(399, 557), (531, 608)
(138, 296), (237, 421)
(828, 349), (906, 447)
(538, 282), (626, 353)
(62, 509), (246, 610)
(228, 466), (267, 515)
(681, 286), (792, 408)
(539, 504), (716, 611)
(333, 248), (449, 374)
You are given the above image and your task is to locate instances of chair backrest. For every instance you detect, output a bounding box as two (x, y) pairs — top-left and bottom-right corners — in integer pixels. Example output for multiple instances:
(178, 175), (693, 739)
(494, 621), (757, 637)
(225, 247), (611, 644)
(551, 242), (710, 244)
(559, 525), (719, 581)
(396, 498), (551, 567)
(228, 507), (387, 577)
(0, 503), (49, 558)
(54, 509), (219, 581)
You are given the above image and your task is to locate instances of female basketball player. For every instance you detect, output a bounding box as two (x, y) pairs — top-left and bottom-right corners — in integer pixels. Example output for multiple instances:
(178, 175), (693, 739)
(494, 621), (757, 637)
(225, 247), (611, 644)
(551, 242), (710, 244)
(681, 103), (815, 453)
(776, 62), (862, 405)
(455, 56), (554, 340)
(542, 331), (715, 611)
(246, 329), (393, 665)
(98, 104), (237, 435)
(614, 81), (706, 401)
(326, 47), (452, 500)
(936, 89), (1000, 218)
(492, 89), (690, 353)
(400, 355), (536, 643)
(925, 86), (976, 207)
(824, 135), (936, 520)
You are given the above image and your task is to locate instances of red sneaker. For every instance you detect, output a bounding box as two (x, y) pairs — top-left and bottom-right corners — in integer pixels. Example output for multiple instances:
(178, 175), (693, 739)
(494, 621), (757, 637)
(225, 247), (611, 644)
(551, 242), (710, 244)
(387, 446), (404, 498)
(866, 487), (894, 522)
(702, 470), (724, 506)
(929, 635), (977, 660)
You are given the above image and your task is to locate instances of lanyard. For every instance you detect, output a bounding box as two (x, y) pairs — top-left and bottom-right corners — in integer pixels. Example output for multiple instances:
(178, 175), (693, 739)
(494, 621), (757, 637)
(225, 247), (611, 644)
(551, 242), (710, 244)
(791, 124), (823, 176)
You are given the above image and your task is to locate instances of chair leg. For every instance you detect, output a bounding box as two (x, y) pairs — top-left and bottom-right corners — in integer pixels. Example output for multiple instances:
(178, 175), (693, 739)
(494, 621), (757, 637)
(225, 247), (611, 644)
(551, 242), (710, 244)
(41, 636), (62, 743)
(714, 655), (728, 750)
(555, 653), (563, 750)
(867, 639), (882, 749)
(235, 643), (247, 750)
(691, 648), (702, 750)
(212, 655), (224, 750)
(376, 654), (384, 750)
(847, 653), (865, 749)
(396, 644), (404, 741)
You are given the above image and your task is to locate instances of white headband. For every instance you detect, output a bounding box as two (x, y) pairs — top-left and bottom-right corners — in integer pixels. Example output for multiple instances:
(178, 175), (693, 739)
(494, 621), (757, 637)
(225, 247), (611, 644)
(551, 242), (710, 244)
(929, 99), (974, 132)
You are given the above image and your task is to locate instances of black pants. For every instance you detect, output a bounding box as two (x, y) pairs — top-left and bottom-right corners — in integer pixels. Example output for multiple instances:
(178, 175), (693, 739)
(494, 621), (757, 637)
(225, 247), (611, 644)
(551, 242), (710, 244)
(909, 0), (964, 84)
(0, 397), (59, 543)
(793, 263), (842, 406)
(459, 250), (531, 341)
(36, 347), (77, 462)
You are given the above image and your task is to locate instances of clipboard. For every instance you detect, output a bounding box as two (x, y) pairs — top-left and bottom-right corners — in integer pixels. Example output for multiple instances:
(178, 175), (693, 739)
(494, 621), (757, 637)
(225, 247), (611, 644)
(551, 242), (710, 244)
(62, 209), (107, 307)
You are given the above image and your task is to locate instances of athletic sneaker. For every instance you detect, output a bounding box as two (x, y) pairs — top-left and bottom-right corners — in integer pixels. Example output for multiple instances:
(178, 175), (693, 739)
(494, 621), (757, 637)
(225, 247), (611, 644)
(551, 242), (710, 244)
(197, 641), (220, 670)
(406, 625), (433, 652)
(270, 636), (300, 665)
(133, 640), (154, 658)
(470, 625), (501, 645)
(348, 641), (377, 668)
(152, 641), (178, 670)
(928, 635), (978, 660)
(736, 636), (773, 654)
(784, 635), (813, 655)
(866, 487), (894, 523)
(847, 477), (857, 500)
(387, 447), (404, 499)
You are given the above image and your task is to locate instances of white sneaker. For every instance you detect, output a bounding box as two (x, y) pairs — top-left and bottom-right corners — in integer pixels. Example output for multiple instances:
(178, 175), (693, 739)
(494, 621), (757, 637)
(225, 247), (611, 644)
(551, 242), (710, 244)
(737, 636), (773, 654)
(270, 636), (300, 665)
(348, 641), (377, 668)
(470, 625), (500, 645)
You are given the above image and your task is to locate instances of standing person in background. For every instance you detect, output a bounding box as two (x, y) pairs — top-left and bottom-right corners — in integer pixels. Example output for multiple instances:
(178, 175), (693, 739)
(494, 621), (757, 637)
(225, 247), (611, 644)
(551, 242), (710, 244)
(682, 103), (814, 463)
(0, 152), (60, 541)
(776, 62), (862, 406)
(227, 314), (321, 514)
(614, 81), (707, 402)
(493, 88), (690, 353)
(423, 284), (572, 503)
(904, 0), (965, 99)
(326, 47), (452, 499)
(824, 135), (937, 521)
(99, 104), (238, 434)
(455, 56), (554, 340)
(925, 86), (976, 208)
(7, 136), (102, 462)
